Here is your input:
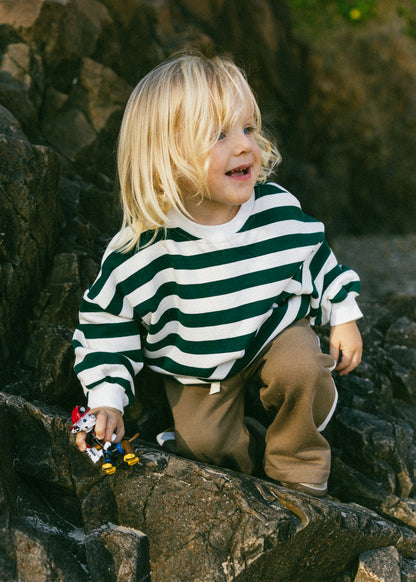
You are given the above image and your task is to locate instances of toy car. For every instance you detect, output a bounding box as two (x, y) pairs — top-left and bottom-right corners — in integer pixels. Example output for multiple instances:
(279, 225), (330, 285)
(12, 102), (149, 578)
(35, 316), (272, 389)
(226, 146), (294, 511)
(71, 406), (139, 474)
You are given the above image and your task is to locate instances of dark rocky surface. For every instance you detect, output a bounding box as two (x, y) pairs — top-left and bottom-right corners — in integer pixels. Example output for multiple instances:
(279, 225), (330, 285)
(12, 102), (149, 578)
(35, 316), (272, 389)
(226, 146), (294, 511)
(1, 1), (416, 580)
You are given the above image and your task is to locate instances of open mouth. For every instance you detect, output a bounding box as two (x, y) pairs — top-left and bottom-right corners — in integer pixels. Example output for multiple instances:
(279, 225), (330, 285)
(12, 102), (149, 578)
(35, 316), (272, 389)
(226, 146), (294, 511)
(226, 165), (251, 177)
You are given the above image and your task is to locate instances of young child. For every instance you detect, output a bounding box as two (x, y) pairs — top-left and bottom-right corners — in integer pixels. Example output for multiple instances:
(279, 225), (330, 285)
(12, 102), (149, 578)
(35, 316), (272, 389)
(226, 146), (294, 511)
(73, 52), (363, 496)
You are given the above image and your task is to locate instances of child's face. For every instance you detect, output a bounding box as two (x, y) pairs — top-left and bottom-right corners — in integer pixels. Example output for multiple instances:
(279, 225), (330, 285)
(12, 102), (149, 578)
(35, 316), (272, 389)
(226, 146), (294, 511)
(182, 111), (262, 225)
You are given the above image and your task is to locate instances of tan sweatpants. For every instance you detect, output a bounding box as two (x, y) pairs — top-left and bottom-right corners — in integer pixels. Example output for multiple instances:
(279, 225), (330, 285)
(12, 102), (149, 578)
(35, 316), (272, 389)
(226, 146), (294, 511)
(163, 318), (337, 484)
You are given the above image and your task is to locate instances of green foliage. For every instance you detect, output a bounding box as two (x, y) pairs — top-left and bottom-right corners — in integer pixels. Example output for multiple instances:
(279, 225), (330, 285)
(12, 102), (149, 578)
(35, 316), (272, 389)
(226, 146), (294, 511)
(287, 0), (377, 24)
(398, 4), (416, 38)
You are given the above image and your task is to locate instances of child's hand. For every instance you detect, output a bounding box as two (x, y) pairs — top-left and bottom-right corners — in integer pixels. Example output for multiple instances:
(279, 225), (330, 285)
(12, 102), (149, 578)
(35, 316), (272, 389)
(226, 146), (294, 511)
(329, 320), (363, 376)
(75, 407), (125, 451)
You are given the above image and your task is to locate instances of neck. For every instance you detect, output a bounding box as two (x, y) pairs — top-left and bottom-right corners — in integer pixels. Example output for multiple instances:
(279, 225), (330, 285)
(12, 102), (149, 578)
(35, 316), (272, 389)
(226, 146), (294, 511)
(188, 204), (240, 225)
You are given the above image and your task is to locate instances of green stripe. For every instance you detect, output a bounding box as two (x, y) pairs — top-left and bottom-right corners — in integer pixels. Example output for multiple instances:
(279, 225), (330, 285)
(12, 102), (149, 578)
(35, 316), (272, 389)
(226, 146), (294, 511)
(115, 231), (322, 299)
(255, 182), (287, 198)
(89, 248), (134, 299)
(74, 351), (138, 378)
(134, 262), (301, 318)
(89, 227), (198, 300)
(80, 298), (106, 313)
(310, 240), (332, 283)
(144, 354), (217, 378)
(145, 330), (255, 355)
(240, 205), (318, 232)
(150, 296), (280, 334)
(323, 265), (344, 289)
(331, 280), (360, 304)
(78, 321), (140, 339)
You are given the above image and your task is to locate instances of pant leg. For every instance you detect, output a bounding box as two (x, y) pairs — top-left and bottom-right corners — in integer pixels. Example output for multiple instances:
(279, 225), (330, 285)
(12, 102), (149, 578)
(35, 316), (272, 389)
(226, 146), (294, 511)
(163, 373), (255, 474)
(255, 318), (337, 484)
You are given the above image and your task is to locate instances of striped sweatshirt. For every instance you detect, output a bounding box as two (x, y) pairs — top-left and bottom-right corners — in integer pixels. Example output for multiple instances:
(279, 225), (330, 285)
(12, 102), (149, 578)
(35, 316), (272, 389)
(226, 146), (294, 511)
(73, 182), (362, 412)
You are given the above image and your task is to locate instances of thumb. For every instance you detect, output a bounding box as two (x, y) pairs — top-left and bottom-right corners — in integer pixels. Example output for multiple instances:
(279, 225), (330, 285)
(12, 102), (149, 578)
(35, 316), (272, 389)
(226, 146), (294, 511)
(75, 431), (87, 452)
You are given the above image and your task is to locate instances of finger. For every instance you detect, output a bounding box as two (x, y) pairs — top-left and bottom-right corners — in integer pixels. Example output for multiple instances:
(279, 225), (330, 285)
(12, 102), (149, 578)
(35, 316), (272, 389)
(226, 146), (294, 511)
(337, 350), (361, 376)
(334, 348), (352, 371)
(75, 431), (87, 452)
(88, 408), (124, 443)
(93, 411), (107, 441)
(106, 413), (125, 443)
(104, 414), (118, 443)
(114, 421), (125, 443)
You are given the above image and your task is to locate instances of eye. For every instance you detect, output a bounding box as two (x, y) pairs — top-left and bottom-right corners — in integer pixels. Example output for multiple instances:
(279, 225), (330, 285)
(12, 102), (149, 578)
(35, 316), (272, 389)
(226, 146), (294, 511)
(244, 125), (255, 135)
(217, 131), (226, 141)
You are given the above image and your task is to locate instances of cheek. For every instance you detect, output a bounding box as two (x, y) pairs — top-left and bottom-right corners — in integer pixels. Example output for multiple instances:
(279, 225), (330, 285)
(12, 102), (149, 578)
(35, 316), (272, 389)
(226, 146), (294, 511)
(206, 155), (224, 183)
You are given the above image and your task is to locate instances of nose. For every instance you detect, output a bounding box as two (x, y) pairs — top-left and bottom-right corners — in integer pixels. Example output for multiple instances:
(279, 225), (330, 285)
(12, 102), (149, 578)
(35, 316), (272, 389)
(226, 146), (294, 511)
(232, 128), (252, 154)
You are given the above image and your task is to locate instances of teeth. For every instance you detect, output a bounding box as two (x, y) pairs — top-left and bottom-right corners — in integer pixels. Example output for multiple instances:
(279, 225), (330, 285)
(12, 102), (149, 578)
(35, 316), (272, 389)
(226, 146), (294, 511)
(227, 167), (248, 176)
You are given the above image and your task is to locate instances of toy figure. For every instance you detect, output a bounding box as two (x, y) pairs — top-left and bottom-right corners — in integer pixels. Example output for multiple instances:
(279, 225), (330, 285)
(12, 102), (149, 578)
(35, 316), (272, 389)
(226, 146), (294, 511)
(71, 406), (139, 474)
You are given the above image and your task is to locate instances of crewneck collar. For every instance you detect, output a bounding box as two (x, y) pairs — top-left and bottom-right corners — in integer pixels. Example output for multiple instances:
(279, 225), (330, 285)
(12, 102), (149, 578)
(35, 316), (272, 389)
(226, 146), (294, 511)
(166, 191), (255, 241)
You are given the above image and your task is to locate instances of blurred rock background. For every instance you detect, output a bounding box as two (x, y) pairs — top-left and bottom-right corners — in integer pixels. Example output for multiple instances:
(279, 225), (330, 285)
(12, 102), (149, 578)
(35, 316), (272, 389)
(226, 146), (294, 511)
(1, 0), (416, 580)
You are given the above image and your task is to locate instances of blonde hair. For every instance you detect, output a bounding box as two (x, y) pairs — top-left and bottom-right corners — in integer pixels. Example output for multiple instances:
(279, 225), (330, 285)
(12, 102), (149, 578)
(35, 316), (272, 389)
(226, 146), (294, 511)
(116, 51), (281, 251)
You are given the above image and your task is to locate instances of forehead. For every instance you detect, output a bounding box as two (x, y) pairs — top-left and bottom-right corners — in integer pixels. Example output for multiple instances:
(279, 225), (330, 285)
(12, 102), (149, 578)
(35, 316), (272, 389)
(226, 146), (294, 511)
(209, 78), (257, 128)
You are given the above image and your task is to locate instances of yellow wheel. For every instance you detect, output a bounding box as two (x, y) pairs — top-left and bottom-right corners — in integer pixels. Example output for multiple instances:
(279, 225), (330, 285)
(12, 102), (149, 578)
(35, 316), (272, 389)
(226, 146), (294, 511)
(124, 453), (139, 466)
(102, 462), (116, 474)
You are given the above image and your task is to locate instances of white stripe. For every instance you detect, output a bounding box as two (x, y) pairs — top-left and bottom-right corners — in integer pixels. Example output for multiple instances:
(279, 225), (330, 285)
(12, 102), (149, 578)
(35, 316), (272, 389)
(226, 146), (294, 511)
(113, 217), (322, 266)
(78, 335), (140, 353)
(124, 246), (318, 311)
(146, 313), (264, 344)
(78, 309), (136, 326)
(148, 279), (294, 320)
(76, 357), (141, 386)
(144, 343), (245, 368)
(91, 216), (323, 309)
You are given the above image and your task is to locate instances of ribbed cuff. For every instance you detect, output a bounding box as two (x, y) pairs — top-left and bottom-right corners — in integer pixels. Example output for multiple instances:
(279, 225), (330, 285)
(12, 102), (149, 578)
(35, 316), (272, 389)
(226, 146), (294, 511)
(86, 383), (127, 414)
(330, 297), (363, 327)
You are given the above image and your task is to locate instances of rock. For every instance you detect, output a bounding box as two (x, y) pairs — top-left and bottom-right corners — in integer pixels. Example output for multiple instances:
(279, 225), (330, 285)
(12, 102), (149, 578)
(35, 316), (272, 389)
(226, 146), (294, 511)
(85, 523), (151, 582)
(282, 1), (416, 237)
(402, 557), (416, 582)
(2, 392), (416, 582)
(0, 105), (27, 140)
(11, 526), (87, 582)
(41, 89), (97, 162)
(1, 0), (416, 579)
(41, 58), (131, 176)
(0, 0), (113, 83)
(0, 42), (44, 138)
(0, 130), (61, 383)
(354, 546), (401, 582)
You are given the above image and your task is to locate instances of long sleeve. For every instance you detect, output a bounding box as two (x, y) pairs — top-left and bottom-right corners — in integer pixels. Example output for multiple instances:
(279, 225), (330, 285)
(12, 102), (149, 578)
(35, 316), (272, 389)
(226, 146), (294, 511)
(306, 239), (362, 327)
(72, 250), (144, 412)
